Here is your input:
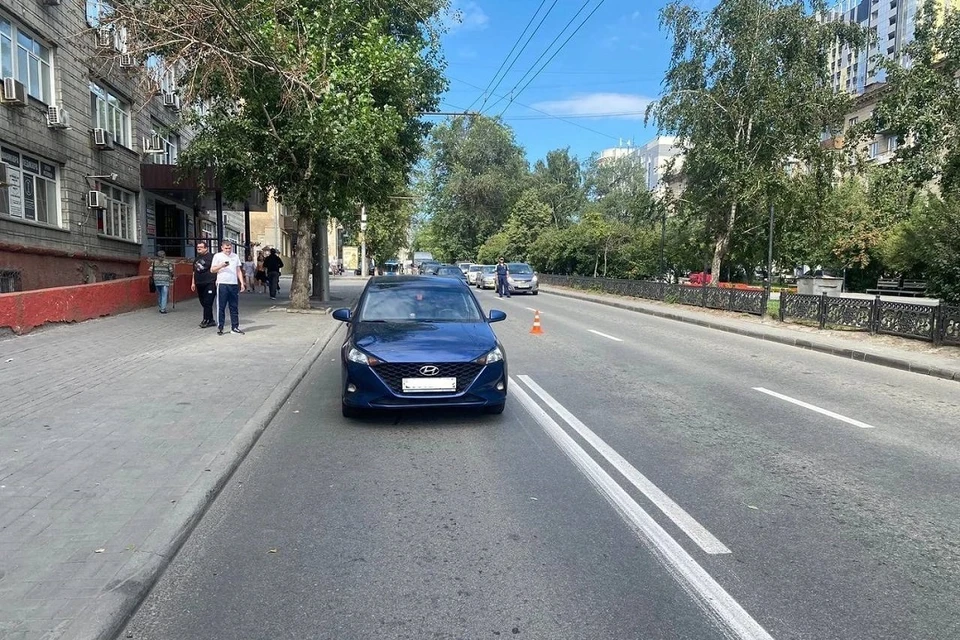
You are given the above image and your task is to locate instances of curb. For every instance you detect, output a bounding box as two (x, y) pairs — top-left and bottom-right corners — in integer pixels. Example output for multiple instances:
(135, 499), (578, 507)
(63, 320), (345, 640)
(542, 287), (960, 383)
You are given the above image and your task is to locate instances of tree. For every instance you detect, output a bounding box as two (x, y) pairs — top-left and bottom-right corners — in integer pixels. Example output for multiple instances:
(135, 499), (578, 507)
(881, 196), (960, 303)
(345, 199), (414, 268)
(646, 0), (864, 284)
(584, 153), (660, 226)
(112, 0), (449, 307)
(419, 116), (529, 261)
(530, 148), (587, 228)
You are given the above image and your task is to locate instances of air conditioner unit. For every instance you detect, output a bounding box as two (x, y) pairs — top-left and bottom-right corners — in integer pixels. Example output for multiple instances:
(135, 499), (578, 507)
(96, 27), (114, 48)
(162, 92), (180, 110)
(142, 134), (164, 153)
(91, 128), (115, 150)
(119, 54), (136, 68)
(47, 105), (70, 129)
(1, 77), (27, 106)
(87, 190), (106, 209)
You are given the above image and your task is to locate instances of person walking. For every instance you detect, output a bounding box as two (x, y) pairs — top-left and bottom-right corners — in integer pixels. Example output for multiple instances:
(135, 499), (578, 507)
(150, 250), (175, 313)
(263, 248), (284, 300)
(190, 240), (216, 328)
(242, 254), (256, 293)
(495, 256), (511, 298)
(254, 251), (267, 294)
(212, 241), (246, 335)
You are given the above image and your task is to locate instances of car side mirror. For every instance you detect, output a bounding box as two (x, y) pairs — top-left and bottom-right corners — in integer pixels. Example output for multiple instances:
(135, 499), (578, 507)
(332, 308), (352, 322)
(488, 310), (506, 323)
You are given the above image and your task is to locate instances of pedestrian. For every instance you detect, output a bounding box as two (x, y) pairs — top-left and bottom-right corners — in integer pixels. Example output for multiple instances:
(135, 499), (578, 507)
(263, 248), (284, 300)
(190, 240), (216, 328)
(495, 256), (511, 298)
(212, 241), (246, 335)
(150, 250), (175, 313)
(242, 253), (256, 293)
(255, 251), (267, 294)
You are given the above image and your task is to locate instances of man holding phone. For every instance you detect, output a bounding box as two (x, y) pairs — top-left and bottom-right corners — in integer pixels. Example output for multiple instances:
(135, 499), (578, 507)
(212, 240), (246, 335)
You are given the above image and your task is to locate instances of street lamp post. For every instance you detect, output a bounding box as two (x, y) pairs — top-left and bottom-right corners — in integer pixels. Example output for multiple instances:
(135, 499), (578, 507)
(765, 202), (775, 296)
(360, 204), (368, 277)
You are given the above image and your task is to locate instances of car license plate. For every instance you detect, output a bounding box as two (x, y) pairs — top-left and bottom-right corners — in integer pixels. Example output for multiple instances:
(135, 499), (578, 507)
(516, 283), (530, 288)
(402, 377), (457, 392)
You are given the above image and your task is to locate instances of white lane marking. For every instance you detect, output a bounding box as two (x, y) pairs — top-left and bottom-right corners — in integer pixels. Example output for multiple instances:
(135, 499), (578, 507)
(753, 387), (876, 429)
(518, 375), (730, 555)
(588, 329), (623, 342)
(525, 307), (541, 313)
(510, 378), (773, 640)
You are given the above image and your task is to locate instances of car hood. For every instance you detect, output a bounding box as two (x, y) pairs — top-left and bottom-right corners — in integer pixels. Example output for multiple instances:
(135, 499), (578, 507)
(353, 321), (497, 362)
(510, 273), (535, 281)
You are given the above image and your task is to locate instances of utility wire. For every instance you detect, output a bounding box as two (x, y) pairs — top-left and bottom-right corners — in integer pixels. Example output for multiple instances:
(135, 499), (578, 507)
(464, 0), (549, 113)
(498, 0), (608, 117)
(483, 0), (592, 115)
(478, 0), (560, 112)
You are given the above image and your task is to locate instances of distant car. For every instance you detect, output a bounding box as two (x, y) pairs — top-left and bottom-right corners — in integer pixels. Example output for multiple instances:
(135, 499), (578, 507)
(457, 262), (473, 274)
(506, 262), (539, 295)
(332, 276), (508, 417)
(419, 261), (441, 275)
(435, 264), (469, 284)
(466, 264), (483, 285)
(383, 260), (402, 276)
(477, 265), (497, 289)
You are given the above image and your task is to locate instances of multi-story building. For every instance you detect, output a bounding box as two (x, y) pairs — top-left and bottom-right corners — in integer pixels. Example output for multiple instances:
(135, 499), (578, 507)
(0, 0), (256, 293)
(598, 136), (683, 196)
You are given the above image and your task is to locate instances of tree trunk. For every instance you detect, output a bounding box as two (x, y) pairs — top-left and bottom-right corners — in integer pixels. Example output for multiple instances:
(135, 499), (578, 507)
(710, 201), (738, 287)
(290, 211), (314, 309)
(593, 254), (599, 278)
(312, 216), (330, 302)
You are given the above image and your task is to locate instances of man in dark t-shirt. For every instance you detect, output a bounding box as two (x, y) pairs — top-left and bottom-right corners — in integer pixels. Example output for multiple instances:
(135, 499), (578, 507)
(191, 241), (216, 328)
(263, 248), (284, 299)
(495, 257), (510, 298)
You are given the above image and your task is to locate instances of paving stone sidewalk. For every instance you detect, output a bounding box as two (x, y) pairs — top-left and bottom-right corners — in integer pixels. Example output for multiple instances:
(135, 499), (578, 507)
(541, 285), (960, 381)
(0, 280), (349, 640)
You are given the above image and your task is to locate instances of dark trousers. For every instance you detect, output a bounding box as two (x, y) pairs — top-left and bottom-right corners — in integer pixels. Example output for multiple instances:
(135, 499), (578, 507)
(497, 275), (511, 297)
(268, 271), (280, 298)
(217, 283), (240, 329)
(197, 283), (216, 323)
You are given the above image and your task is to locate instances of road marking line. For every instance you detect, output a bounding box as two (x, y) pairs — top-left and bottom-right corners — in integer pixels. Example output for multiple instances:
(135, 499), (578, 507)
(510, 378), (772, 640)
(753, 387), (876, 429)
(525, 307), (540, 313)
(518, 375), (730, 555)
(588, 329), (623, 342)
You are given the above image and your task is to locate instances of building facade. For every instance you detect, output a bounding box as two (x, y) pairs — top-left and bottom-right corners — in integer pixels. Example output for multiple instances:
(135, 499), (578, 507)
(598, 136), (683, 196)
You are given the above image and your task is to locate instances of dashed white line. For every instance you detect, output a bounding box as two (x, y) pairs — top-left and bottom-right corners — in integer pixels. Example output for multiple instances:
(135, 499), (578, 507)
(753, 387), (876, 429)
(518, 375), (730, 555)
(588, 329), (623, 342)
(510, 378), (773, 640)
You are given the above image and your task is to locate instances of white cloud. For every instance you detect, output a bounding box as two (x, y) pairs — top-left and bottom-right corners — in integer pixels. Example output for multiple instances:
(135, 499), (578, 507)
(447, 2), (489, 33)
(531, 93), (653, 119)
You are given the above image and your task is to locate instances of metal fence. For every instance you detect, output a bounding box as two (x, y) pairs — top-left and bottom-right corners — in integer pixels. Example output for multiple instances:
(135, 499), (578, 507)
(539, 274), (768, 316)
(780, 292), (960, 346)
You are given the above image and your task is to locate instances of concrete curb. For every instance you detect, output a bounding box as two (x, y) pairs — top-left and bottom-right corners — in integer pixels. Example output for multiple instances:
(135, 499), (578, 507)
(542, 287), (960, 383)
(63, 321), (344, 640)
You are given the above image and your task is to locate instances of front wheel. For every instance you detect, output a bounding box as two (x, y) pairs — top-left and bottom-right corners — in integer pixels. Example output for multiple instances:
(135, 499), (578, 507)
(531, 290), (539, 295)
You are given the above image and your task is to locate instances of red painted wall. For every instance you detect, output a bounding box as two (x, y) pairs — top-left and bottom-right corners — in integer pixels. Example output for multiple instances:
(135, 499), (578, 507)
(0, 260), (196, 334)
(0, 243), (140, 291)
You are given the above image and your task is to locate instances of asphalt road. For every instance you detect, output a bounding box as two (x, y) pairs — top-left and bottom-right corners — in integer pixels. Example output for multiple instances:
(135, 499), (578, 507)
(122, 278), (960, 640)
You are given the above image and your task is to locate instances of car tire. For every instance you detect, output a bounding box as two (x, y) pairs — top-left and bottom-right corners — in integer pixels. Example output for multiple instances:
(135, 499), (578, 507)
(342, 402), (363, 419)
(484, 402), (505, 415)
(532, 290), (538, 295)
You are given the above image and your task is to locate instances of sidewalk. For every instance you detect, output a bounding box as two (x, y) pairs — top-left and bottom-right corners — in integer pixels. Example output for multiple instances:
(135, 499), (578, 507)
(0, 278), (351, 640)
(541, 285), (960, 382)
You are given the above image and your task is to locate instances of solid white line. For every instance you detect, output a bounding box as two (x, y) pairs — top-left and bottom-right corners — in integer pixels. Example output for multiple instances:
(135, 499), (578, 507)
(518, 375), (730, 555)
(510, 378), (772, 640)
(753, 387), (876, 429)
(525, 307), (540, 313)
(588, 329), (623, 342)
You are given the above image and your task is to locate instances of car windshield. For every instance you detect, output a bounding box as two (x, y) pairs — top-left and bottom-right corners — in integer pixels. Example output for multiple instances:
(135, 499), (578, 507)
(468, 265), (481, 273)
(359, 285), (483, 322)
(481, 266), (497, 274)
(436, 266), (463, 276)
(509, 263), (533, 274)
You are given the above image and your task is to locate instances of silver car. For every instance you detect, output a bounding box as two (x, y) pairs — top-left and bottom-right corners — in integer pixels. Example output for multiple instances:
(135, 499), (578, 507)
(466, 264), (482, 285)
(478, 265), (497, 289)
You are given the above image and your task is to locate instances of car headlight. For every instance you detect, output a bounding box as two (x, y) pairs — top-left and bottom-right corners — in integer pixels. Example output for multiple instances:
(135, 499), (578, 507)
(474, 346), (504, 365)
(347, 346), (381, 366)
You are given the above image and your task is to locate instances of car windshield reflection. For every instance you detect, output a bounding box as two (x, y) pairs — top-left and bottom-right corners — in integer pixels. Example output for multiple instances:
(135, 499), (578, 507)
(359, 287), (483, 322)
(508, 263), (533, 274)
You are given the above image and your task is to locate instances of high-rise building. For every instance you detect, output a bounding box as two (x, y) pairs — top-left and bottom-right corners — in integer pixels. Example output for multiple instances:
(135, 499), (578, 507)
(824, 0), (958, 95)
(597, 136), (682, 195)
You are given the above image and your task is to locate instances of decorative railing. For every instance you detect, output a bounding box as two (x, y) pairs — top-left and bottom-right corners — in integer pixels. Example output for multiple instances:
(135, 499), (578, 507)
(538, 274), (768, 316)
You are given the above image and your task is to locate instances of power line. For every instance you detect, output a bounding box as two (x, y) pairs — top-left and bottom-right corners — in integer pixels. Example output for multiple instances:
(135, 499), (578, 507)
(479, 0), (560, 112)
(498, 0), (608, 117)
(483, 0), (592, 115)
(464, 0), (549, 113)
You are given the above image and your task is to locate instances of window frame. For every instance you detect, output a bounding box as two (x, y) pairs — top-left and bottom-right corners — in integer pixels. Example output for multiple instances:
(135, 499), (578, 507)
(90, 83), (132, 149)
(0, 15), (53, 103)
(96, 183), (138, 242)
(0, 145), (61, 228)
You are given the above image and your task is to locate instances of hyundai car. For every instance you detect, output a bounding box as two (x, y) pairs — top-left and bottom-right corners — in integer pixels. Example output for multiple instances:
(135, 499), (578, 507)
(333, 276), (508, 418)
(506, 262), (539, 295)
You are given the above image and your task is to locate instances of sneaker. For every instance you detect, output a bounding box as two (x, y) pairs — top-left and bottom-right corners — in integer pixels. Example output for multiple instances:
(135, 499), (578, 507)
(217, 328), (224, 335)
(159, 309), (167, 314)
(270, 296), (276, 300)
(231, 328), (245, 335)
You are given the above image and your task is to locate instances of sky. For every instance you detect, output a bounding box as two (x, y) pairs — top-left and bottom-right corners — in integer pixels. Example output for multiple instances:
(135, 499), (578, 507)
(435, 0), (707, 165)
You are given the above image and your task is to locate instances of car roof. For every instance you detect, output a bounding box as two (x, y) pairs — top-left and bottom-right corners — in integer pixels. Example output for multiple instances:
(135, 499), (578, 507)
(368, 275), (466, 288)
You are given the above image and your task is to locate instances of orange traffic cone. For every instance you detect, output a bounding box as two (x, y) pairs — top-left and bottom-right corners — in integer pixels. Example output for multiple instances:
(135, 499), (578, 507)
(530, 310), (544, 335)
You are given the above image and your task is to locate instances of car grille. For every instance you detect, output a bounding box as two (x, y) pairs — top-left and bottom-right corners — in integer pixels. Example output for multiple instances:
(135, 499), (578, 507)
(374, 362), (484, 394)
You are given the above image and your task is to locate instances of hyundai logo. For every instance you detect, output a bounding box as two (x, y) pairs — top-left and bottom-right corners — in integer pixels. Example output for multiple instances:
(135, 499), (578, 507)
(419, 365), (440, 376)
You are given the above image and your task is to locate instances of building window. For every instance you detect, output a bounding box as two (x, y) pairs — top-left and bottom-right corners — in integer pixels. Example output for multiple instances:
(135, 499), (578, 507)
(200, 219), (215, 239)
(869, 141), (880, 158)
(887, 136), (898, 152)
(0, 269), (21, 293)
(90, 83), (131, 148)
(97, 184), (137, 241)
(85, 0), (114, 27)
(1, 17), (52, 103)
(0, 145), (60, 226)
(848, 116), (859, 127)
(149, 121), (179, 164)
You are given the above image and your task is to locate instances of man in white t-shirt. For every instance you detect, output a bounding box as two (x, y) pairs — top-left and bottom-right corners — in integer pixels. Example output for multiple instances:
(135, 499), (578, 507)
(212, 241), (246, 335)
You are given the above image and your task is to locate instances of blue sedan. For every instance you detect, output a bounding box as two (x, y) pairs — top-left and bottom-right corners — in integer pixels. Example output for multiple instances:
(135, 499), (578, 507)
(332, 276), (508, 418)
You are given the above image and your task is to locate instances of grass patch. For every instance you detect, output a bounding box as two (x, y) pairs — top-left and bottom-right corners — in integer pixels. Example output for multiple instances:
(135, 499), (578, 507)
(766, 299), (780, 318)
